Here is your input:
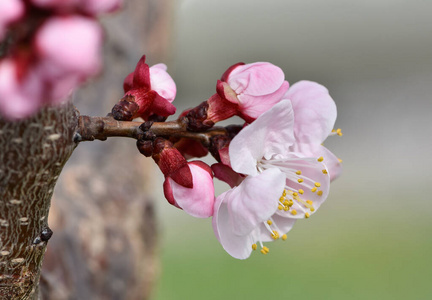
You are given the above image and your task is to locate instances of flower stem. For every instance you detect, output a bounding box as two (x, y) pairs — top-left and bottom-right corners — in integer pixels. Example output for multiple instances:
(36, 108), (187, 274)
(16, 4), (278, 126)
(75, 115), (228, 147)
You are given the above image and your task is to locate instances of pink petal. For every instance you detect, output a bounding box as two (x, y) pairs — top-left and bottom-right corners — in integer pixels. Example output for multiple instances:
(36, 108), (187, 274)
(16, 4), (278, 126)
(0, 59), (44, 120)
(169, 162), (215, 218)
(149, 63), (176, 102)
(35, 16), (102, 79)
(227, 62), (285, 96)
(229, 100), (295, 176)
(220, 62), (245, 82)
(237, 80), (289, 120)
(0, 0), (24, 39)
(285, 80), (337, 144)
(212, 168), (285, 259)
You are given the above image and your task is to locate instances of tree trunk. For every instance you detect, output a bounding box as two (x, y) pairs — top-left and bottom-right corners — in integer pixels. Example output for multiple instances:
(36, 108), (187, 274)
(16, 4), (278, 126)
(1, 0), (173, 298)
(0, 103), (78, 299)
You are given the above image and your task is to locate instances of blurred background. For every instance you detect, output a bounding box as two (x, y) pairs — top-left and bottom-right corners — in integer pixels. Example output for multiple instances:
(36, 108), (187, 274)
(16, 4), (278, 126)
(151, 0), (432, 299)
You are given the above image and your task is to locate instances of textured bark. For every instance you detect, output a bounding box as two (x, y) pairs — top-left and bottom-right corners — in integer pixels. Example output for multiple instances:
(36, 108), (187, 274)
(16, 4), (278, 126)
(39, 1), (173, 299)
(0, 103), (78, 299)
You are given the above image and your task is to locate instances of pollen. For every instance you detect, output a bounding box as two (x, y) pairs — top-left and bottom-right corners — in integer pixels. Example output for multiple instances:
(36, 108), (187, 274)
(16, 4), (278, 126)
(338, 158), (343, 163)
(282, 234), (287, 240)
(267, 220), (273, 225)
(311, 187), (317, 193)
(336, 128), (343, 136)
(293, 192), (298, 197)
(295, 170), (302, 175)
(283, 206), (289, 211)
(252, 244), (257, 250)
(317, 156), (324, 162)
(306, 200), (313, 205)
(290, 209), (297, 215)
(314, 182), (321, 187)
(271, 230), (280, 240)
(310, 207), (315, 212)
(261, 246), (270, 254)
(322, 169), (328, 174)
(317, 190), (323, 196)
(282, 190), (287, 197)
(298, 178), (304, 183)
(298, 189), (304, 194)
(278, 204), (283, 210)
(305, 212), (310, 218)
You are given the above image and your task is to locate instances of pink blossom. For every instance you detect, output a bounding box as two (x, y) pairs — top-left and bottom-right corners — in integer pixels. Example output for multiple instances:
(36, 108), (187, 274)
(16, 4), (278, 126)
(35, 16), (103, 103)
(0, 0), (25, 40)
(216, 62), (289, 122)
(113, 55), (177, 121)
(30, 0), (122, 15)
(284, 81), (342, 181)
(164, 161), (215, 218)
(213, 100), (331, 259)
(0, 59), (43, 120)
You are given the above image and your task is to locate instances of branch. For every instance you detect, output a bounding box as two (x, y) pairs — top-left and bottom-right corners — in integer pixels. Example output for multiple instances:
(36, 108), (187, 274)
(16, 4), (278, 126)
(75, 116), (229, 147)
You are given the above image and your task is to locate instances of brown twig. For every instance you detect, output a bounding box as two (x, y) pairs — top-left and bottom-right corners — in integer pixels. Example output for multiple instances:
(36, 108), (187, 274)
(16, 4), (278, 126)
(75, 116), (228, 147)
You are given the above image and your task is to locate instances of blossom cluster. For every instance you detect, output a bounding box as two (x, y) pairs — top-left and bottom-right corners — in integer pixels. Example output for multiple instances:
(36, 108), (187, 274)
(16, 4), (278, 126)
(113, 56), (343, 259)
(0, 0), (122, 119)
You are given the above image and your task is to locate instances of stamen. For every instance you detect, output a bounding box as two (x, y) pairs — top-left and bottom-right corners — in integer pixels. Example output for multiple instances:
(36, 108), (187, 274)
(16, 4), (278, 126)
(305, 212), (310, 218)
(311, 187), (317, 192)
(271, 230), (280, 240)
(297, 178), (304, 183)
(282, 234), (287, 240)
(317, 156), (324, 162)
(267, 220), (273, 225)
(261, 246), (270, 254)
(252, 244), (257, 250)
(317, 190), (323, 196)
(290, 209), (297, 215)
(298, 189), (304, 194)
(296, 170), (302, 175)
(322, 169), (328, 174)
(314, 182), (321, 187)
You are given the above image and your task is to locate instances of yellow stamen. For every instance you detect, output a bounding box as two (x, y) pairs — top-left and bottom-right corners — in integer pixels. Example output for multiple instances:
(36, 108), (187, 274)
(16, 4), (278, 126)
(317, 156), (324, 162)
(252, 244), (257, 250)
(322, 169), (328, 174)
(306, 200), (313, 205)
(282, 234), (287, 240)
(291, 209), (297, 215)
(336, 128), (343, 136)
(283, 206), (289, 211)
(288, 200), (294, 207)
(295, 170), (302, 175)
(298, 178), (304, 183)
(310, 207), (315, 212)
(311, 187), (317, 193)
(278, 204), (283, 210)
(298, 189), (304, 194)
(267, 220), (273, 225)
(305, 212), (310, 218)
(260, 246), (270, 254)
(293, 192), (298, 197)
(282, 190), (287, 197)
(338, 158), (343, 163)
(271, 230), (280, 240)
(317, 190), (323, 196)
(315, 182), (321, 187)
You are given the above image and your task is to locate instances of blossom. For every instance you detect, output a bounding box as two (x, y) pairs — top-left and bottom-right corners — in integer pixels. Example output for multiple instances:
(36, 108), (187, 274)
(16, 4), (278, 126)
(30, 0), (122, 16)
(164, 161), (215, 218)
(215, 62), (290, 122)
(112, 55), (177, 121)
(212, 100), (331, 259)
(35, 15), (103, 103)
(185, 62), (289, 131)
(284, 81), (342, 180)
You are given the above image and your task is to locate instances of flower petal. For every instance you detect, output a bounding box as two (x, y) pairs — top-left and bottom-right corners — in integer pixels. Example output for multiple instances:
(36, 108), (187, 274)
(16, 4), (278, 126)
(227, 62), (285, 96)
(169, 162), (215, 218)
(229, 100), (295, 176)
(150, 63), (176, 102)
(237, 80), (289, 120)
(284, 80), (337, 144)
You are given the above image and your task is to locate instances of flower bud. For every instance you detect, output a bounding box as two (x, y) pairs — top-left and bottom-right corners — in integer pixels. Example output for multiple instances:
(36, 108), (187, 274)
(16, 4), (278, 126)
(164, 161), (215, 218)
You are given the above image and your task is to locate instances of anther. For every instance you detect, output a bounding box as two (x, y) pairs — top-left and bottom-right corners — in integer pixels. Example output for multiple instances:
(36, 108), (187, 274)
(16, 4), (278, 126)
(271, 231), (280, 240)
(317, 190), (323, 196)
(314, 182), (321, 187)
(322, 169), (328, 174)
(267, 220), (273, 225)
(252, 244), (257, 250)
(311, 187), (317, 192)
(296, 170), (302, 175)
(298, 189), (304, 194)
(305, 212), (310, 218)
(282, 234), (287, 240)
(298, 178), (304, 183)
(317, 157), (324, 162)
(290, 209), (297, 215)
(306, 200), (313, 205)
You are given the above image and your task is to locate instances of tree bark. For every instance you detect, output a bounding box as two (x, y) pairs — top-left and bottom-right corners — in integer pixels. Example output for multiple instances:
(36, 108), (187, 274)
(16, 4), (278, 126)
(0, 103), (78, 299)
(1, 0), (173, 298)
